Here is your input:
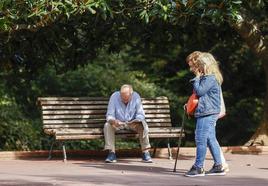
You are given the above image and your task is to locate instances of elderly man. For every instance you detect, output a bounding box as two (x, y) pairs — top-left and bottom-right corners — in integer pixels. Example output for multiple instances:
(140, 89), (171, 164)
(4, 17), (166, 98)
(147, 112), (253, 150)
(104, 84), (152, 163)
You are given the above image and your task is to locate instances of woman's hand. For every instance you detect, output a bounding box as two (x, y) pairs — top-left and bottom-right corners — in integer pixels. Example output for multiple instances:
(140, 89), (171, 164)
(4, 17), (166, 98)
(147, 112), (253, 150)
(194, 69), (203, 77)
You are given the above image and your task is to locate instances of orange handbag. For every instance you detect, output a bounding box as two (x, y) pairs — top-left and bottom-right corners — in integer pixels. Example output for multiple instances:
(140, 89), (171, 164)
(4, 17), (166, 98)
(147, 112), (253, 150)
(186, 92), (198, 115)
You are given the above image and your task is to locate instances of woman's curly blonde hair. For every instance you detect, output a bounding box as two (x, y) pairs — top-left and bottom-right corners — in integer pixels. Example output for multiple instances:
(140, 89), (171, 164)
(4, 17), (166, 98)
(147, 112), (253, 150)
(186, 51), (223, 85)
(186, 51), (202, 67)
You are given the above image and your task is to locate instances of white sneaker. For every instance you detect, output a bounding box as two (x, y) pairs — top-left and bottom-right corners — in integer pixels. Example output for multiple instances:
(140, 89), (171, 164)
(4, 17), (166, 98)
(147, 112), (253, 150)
(222, 163), (229, 172)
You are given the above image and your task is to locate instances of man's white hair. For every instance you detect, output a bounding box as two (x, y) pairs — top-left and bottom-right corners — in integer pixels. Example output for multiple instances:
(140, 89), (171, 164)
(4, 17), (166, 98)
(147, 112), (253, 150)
(120, 84), (133, 94)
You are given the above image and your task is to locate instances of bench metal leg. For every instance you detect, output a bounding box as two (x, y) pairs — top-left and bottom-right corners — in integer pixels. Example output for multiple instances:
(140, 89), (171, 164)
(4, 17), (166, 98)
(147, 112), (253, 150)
(62, 142), (67, 162)
(47, 137), (55, 160)
(167, 138), (173, 160)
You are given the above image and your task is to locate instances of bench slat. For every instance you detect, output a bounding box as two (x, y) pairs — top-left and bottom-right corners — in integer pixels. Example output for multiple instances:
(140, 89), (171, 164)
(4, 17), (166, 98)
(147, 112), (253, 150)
(38, 97), (109, 101)
(39, 99), (169, 105)
(42, 113), (171, 119)
(43, 123), (172, 129)
(40, 101), (108, 105)
(41, 104), (170, 110)
(55, 133), (183, 140)
(43, 118), (171, 124)
(54, 127), (182, 134)
(42, 109), (171, 115)
(43, 115), (106, 119)
(42, 105), (108, 110)
(43, 119), (105, 124)
(38, 97), (168, 101)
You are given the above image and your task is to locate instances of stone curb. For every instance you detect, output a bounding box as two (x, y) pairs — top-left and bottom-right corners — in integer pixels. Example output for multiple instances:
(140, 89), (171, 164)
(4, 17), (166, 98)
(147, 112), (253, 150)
(0, 146), (267, 160)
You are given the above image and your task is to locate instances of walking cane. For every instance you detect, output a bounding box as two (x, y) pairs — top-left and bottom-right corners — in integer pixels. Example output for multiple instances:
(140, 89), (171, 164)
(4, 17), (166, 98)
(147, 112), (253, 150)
(173, 109), (186, 172)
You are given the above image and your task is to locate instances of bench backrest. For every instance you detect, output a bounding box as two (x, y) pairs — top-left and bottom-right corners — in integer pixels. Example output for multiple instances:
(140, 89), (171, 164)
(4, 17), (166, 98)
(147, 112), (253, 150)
(38, 97), (172, 135)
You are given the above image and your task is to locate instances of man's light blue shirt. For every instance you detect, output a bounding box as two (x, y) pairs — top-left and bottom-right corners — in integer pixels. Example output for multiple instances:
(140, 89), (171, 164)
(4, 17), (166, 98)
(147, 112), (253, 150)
(106, 91), (145, 122)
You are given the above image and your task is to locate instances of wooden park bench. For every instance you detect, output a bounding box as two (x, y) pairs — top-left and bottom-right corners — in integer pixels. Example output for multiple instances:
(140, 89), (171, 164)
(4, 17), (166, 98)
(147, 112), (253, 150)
(37, 96), (184, 161)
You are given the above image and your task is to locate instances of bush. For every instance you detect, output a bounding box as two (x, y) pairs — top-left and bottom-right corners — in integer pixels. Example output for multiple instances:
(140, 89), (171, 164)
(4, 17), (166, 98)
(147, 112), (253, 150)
(0, 89), (41, 150)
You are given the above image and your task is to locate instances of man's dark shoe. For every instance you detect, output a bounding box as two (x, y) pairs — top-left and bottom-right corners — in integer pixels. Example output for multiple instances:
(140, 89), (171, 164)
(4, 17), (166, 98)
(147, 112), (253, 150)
(142, 152), (153, 163)
(105, 152), (117, 163)
(206, 164), (226, 176)
(185, 165), (205, 177)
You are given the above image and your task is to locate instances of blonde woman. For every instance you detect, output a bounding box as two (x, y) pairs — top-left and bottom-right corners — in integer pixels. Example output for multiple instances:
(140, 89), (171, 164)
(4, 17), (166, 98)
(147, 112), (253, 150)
(185, 52), (227, 177)
(201, 52), (229, 171)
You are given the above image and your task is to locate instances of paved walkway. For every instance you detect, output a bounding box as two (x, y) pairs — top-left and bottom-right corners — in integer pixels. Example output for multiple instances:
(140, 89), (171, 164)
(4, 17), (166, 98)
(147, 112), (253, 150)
(0, 153), (268, 185)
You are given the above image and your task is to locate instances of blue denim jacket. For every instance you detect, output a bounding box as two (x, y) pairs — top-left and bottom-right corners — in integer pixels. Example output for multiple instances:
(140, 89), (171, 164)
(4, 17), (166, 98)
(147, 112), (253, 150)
(191, 75), (221, 118)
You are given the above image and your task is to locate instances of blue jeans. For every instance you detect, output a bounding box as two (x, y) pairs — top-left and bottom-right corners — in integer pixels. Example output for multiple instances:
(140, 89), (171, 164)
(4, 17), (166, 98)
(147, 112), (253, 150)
(194, 114), (222, 168)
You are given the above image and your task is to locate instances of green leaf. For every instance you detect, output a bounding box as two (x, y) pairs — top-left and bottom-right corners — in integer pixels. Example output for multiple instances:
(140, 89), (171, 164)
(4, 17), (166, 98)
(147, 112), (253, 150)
(182, 0), (188, 6)
(101, 12), (107, 20)
(163, 5), (168, 12)
(88, 6), (96, 14)
(232, 0), (242, 4)
(145, 12), (149, 23)
(0, 18), (9, 31)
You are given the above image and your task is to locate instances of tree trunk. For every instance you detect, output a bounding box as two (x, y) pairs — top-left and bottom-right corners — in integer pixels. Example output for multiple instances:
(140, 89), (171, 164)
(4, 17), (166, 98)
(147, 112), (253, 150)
(245, 61), (268, 146)
(231, 16), (268, 146)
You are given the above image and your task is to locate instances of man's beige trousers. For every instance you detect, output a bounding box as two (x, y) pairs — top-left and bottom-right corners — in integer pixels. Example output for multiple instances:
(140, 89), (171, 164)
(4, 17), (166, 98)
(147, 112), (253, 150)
(103, 122), (151, 152)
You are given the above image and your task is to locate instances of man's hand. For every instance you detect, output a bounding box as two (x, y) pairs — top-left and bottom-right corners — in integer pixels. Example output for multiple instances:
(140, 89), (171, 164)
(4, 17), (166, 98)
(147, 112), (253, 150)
(108, 119), (121, 128)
